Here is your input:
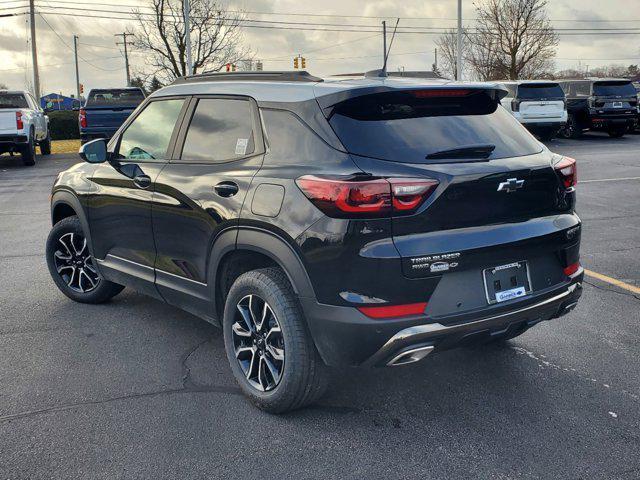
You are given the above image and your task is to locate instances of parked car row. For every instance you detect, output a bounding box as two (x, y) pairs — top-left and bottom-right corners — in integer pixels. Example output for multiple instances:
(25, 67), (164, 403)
(493, 78), (639, 140)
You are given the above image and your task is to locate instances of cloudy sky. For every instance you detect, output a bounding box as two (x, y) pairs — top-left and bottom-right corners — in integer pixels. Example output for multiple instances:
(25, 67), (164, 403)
(1, 0), (639, 96)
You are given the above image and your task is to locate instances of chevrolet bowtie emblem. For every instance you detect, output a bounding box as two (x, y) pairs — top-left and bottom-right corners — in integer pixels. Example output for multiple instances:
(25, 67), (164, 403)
(497, 178), (525, 193)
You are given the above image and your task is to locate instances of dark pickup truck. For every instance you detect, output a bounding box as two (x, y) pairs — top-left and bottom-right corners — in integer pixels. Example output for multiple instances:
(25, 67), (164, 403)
(79, 88), (145, 143)
(558, 79), (638, 138)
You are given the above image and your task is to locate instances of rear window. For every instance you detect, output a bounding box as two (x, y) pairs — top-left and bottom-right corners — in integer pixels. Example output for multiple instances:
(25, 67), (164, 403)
(328, 90), (542, 163)
(0, 94), (28, 109)
(593, 81), (636, 97)
(86, 89), (145, 107)
(517, 83), (564, 100)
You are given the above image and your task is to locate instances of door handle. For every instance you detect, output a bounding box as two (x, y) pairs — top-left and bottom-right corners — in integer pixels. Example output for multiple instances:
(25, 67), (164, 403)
(133, 174), (151, 189)
(214, 181), (239, 197)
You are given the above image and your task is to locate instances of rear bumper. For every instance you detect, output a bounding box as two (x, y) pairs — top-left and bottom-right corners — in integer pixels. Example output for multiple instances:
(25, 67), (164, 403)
(301, 272), (583, 367)
(523, 121), (565, 130)
(80, 128), (117, 142)
(0, 134), (28, 145)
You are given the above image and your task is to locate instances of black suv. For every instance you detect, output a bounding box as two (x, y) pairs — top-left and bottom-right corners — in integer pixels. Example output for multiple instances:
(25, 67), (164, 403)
(558, 78), (638, 138)
(46, 71), (583, 412)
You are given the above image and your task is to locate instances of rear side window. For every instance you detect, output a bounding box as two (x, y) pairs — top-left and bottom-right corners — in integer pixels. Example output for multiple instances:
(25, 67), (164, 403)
(328, 90), (542, 163)
(118, 99), (185, 160)
(86, 89), (145, 107)
(517, 83), (564, 100)
(0, 94), (28, 109)
(593, 81), (636, 96)
(180, 98), (255, 163)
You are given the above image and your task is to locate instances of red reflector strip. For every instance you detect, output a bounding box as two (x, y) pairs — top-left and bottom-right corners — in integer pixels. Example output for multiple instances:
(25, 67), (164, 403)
(564, 262), (580, 276)
(358, 302), (427, 319)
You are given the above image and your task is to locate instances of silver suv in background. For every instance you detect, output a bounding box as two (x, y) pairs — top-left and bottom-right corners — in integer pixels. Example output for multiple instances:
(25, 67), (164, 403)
(497, 81), (567, 140)
(0, 90), (50, 166)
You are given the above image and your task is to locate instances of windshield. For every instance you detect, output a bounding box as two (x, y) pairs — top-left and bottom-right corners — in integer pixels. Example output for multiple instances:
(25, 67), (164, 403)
(0, 94), (28, 109)
(517, 83), (564, 100)
(593, 81), (636, 97)
(86, 89), (145, 107)
(328, 90), (542, 163)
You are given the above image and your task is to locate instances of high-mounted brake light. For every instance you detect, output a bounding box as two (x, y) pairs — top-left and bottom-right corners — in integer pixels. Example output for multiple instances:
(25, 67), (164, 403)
(554, 156), (577, 189)
(79, 108), (87, 129)
(15, 111), (23, 130)
(358, 302), (428, 319)
(295, 175), (439, 219)
(410, 89), (471, 98)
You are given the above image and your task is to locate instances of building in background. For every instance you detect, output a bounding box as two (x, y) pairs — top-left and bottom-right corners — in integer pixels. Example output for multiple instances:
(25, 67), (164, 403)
(40, 93), (81, 111)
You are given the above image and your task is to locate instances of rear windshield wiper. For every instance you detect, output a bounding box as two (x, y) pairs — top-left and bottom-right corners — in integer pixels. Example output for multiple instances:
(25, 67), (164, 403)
(425, 144), (496, 160)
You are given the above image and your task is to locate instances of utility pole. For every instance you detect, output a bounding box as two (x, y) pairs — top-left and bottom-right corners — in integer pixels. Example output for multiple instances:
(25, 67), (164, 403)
(382, 20), (387, 75)
(434, 48), (438, 70)
(115, 33), (132, 86)
(28, 0), (40, 99)
(456, 0), (463, 81)
(183, 0), (192, 75)
(73, 35), (80, 101)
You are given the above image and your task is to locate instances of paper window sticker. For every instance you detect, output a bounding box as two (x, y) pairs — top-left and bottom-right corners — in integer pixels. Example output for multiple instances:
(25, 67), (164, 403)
(235, 138), (249, 155)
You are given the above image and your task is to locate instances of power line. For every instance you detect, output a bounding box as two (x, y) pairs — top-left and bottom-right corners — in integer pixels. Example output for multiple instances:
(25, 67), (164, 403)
(28, 6), (640, 34)
(37, 13), (125, 71)
(31, 11), (640, 35)
(28, 1), (640, 23)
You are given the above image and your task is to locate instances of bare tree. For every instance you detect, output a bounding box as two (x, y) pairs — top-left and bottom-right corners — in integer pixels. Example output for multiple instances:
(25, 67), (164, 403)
(467, 0), (558, 80)
(435, 29), (468, 80)
(131, 0), (252, 83)
(0, 82), (8, 90)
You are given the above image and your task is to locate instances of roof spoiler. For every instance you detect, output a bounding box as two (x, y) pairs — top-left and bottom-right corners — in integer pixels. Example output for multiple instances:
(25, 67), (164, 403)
(316, 84), (509, 111)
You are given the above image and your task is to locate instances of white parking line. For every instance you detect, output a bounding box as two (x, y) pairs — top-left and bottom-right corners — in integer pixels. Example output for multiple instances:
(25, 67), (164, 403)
(579, 176), (640, 184)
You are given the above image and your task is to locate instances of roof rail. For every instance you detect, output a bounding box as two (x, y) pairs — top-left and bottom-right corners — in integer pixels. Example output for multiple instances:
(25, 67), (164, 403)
(172, 70), (323, 85)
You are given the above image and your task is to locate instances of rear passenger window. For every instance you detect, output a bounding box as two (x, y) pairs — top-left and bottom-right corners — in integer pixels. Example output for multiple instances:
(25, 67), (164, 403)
(180, 98), (256, 163)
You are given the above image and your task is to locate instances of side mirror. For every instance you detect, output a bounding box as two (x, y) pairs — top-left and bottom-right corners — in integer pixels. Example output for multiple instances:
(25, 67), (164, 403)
(79, 138), (108, 164)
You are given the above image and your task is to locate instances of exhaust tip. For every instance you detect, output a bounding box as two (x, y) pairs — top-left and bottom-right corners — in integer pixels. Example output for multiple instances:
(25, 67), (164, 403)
(387, 345), (434, 366)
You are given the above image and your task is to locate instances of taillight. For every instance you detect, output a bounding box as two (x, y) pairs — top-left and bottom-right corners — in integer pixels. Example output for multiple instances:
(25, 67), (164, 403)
(79, 108), (87, 128)
(15, 111), (23, 130)
(554, 156), (577, 189)
(511, 99), (520, 112)
(295, 175), (439, 219)
(358, 302), (427, 319)
(563, 262), (580, 276)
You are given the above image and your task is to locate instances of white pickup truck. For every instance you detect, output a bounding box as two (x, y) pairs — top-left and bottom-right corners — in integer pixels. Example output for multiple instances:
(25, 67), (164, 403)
(496, 80), (567, 141)
(0, 90), (51, 166)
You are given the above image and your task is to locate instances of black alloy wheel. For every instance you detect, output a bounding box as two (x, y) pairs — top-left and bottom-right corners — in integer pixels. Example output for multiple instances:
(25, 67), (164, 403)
(232, 293), (285, 392)
(53, 231), (101, 294)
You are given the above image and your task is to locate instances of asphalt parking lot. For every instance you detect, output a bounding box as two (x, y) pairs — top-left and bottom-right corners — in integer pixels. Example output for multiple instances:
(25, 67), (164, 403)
(0, 134), (638, 479)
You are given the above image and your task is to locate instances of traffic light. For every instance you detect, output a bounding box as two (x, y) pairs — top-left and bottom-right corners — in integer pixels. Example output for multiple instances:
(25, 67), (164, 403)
(79, 84), (84, 94)
(293, 57), (299, 69)
(301, 57), (306, 69)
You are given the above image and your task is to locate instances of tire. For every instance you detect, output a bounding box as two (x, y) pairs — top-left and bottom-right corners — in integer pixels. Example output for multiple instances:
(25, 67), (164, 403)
(607, 127), (626, 138)
(21, 131), (36, 166)
(46, 216), (124, 304)
(40, 133), (52, 155)
(223, 267), (329, 413)
(559, 115), (581, 139)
